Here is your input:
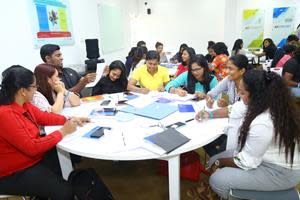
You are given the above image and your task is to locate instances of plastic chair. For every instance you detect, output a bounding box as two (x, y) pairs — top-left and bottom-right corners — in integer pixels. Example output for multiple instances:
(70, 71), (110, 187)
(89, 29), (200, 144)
(0, 195), (26, 199)
(229, 188), (300, 200)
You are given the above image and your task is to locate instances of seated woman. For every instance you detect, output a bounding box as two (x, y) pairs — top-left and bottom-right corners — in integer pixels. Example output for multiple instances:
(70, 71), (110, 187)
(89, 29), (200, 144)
(231, 39), (246, 56)
(209, 42), (229, 81)
(255, 38), (277, 60)
(0, 66), (89, 199)
(92, 60), (128, 95)
(170, 43), (188, 63)
(128, 50), (170, 94)
(125, 47), (136, 77)
(198, 69), (300, 199)
(165, 55), (218, 98)
(204, 41), (215, 63)
(206, 54), (252, 108)
(275, 44), (296, 68)
(32, 63), (80, 114)
(128, 46), (148, 77)
(174, 47), (196, 77)
(155, 42), (168, 63)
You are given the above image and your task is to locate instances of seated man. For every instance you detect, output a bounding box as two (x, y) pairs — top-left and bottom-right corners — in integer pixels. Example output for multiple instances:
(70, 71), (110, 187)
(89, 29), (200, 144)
(282, 47), (300, 87)
(40, 44), (96, 96)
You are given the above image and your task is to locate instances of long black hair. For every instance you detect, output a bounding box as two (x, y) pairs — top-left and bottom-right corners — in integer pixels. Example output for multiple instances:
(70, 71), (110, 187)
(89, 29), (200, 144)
(239, 69), (300, 165)
(187, 55), (213, 94)
(132, 46), (148, 70)
(232, 39), (243, 55)
(294, 47), (300, 64)
(0, 65), (34, 105)
(212, 42), (229, 56)
(229, 54), (253, 71)
(107, 60), (128, 90)
(182, 47), (196, 66)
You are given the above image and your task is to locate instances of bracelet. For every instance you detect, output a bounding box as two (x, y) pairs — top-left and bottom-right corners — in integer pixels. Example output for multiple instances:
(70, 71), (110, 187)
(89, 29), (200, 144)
(209, 111), (214, 119)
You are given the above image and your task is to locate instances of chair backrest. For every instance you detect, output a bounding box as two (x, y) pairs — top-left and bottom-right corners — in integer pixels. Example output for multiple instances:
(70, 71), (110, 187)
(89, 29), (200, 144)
(230, 188), (300, 200)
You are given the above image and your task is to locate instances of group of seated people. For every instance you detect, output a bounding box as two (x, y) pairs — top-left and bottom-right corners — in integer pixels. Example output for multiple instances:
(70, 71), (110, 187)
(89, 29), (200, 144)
(0, 37), (300, 200)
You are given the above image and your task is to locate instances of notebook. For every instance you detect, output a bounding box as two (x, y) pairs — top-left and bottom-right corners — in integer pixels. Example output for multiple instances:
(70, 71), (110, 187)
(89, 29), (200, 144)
(178, 104), (195, 112)
(120, 102), (178, 120)
(144, 128), (190, 154)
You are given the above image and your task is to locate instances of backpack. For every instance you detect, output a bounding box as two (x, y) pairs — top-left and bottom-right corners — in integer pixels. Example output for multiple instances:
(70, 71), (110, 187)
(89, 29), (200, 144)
(68, 168), (114, 200)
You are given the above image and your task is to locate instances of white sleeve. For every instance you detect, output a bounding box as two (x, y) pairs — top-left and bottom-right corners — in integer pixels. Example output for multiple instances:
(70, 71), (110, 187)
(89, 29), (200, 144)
(234, 123), (273, 170)
(207, 76), (229, 98)
(32, 92), (51, 112)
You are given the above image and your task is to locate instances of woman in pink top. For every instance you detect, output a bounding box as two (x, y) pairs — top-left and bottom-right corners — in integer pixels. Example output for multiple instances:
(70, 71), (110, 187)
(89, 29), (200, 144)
(275, 44), (296, 68)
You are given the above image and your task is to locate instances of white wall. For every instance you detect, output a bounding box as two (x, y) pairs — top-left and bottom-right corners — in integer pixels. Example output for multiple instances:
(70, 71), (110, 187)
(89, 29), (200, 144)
(0, 0), (137, 74)
(225, 0), (300, 50)
(132, 0), (226, 55)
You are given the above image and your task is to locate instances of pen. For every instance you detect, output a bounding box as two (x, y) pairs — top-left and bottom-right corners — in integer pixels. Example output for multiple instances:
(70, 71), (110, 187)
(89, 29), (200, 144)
(121, 132), (126, 146)
(185, 118), (194, 123)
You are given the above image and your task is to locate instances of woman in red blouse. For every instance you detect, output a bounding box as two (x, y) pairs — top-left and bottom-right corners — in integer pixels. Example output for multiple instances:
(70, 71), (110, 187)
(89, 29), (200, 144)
(175, 47), (196, 77)
(209, 42), (229, 81)
(0, 66), (89, 199)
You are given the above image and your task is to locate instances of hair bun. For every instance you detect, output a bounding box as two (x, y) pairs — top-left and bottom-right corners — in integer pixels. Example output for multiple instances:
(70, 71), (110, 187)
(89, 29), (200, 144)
(265, 67), (276, 81)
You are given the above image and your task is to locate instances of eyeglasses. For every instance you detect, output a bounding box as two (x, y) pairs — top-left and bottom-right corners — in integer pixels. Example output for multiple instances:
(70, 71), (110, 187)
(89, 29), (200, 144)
(191, 67), (202, 72)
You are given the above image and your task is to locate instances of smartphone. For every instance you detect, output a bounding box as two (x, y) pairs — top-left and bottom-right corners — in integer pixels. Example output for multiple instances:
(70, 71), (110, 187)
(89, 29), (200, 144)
(124, 91), (134, 96)
(166, 122), (186, 129)
(100, 100), (111, 106)
(90, 127), (111, 138)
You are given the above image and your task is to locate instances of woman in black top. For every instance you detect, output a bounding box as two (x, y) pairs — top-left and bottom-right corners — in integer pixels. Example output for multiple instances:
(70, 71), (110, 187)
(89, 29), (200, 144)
(92, 60), (128, 95)
(255, 38), (277, 60)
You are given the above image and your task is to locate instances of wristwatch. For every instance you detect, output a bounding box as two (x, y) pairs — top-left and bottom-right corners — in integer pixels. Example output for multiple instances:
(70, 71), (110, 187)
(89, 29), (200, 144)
(214, 159), (220, 167)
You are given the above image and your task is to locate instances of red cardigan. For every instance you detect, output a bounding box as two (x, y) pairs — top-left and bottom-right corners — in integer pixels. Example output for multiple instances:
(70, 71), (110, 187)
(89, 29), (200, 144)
(175, 64), (188, 77)
(0, 102), (66, 177)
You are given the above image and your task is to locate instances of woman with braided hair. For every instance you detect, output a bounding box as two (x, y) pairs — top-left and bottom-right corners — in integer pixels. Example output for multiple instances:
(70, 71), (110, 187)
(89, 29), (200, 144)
(206, 69), (300, 199)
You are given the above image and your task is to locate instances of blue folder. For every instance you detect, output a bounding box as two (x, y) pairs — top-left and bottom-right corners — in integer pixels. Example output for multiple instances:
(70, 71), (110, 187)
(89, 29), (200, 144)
(120, 102), (178, 120)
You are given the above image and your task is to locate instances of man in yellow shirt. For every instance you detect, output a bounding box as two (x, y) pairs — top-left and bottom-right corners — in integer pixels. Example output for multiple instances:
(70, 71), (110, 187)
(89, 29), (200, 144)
(128, 50), (170, 94)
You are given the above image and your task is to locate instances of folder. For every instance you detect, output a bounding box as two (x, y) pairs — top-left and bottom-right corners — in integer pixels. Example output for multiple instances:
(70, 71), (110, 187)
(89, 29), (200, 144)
(120, 102), (178, 120)
(144, 128), (190, 154)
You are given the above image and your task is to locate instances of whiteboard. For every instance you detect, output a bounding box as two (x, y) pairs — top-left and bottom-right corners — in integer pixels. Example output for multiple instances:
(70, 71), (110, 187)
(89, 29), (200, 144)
(97, 3), (125, 54)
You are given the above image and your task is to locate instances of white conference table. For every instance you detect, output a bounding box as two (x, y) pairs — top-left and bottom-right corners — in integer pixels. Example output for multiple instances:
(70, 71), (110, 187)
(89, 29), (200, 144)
(45, 92), (228, 200)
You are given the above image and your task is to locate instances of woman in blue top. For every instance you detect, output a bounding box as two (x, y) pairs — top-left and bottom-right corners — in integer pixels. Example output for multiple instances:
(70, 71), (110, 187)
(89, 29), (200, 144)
(165, 55), (218, 99)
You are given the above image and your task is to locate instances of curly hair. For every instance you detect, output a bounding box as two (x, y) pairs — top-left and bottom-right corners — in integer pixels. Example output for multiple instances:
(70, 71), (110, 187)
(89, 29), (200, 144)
(239, 69), (300, 165)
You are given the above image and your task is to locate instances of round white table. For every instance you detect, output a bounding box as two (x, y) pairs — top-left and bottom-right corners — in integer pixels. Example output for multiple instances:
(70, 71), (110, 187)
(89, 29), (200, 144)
(45, 92), (229, 200)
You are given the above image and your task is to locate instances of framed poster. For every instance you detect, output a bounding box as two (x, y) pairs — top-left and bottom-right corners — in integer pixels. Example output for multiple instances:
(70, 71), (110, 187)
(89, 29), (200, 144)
(272, 7), (297, 48)
(29, 0), (74, 48)
(241, 9), (265, 49)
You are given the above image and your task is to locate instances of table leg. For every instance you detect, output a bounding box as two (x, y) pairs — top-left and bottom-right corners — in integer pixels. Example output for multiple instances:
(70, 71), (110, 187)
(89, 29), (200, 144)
(57, 147), (73, 180)
(168, 155), (180, 200)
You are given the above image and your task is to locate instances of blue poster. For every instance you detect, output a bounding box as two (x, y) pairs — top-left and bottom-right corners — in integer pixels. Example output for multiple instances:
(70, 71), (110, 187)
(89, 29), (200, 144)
(272, 7), (297, 48)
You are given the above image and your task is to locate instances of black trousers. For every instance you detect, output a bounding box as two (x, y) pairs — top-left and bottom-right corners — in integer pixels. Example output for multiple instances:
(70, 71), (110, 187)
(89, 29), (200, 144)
(0, 148), (73, 200)
(203, 134), (227, 157)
